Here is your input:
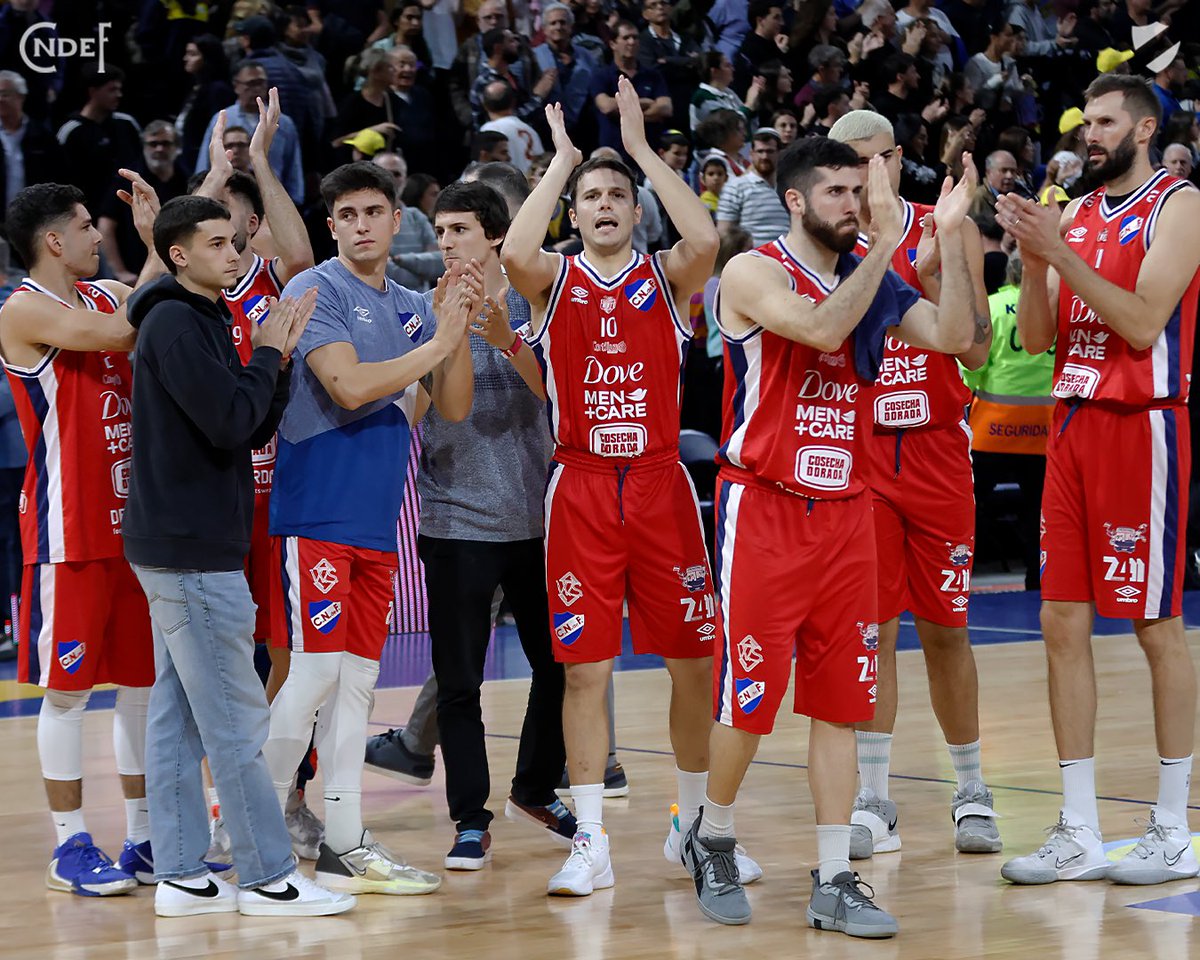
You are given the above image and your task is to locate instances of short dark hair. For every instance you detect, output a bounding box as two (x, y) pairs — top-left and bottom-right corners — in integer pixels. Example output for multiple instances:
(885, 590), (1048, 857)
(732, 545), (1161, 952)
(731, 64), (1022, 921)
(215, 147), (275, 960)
(694, 109), (745, 148)
(882, 52), (916, 84)
(6, 183), (87, 268)
(701, 50), (726, 83)
(812, 86), (847, 120)
(470, 161), (532, 208)
(471, 130), (509, 159)
(748, 0), (779, 28)
(319, 161), (396, 213)
(1085, 73), (1162, 132)
(153, 195), (231, 275)
(659, 129), (690, 151)
(611, 18), (638, 39)
(401, 172), (438, 208)
(82, 63), (125, 91)
(434, 181), (510, 242)
(480, 27), (508, 57)
(776, 136), (860, 205)
(567, 156), (638, 206)
(482, 81), (515, 114)
(186, 170), (264, 220)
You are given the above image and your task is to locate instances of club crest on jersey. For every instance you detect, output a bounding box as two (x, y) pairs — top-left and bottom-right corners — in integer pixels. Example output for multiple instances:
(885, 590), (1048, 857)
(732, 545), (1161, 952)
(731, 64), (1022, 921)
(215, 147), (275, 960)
(1118, 215), (1143, 246)
(738, 634), (763, 671)
(57, 639), (85, 674)
(736, 678), (765, 714)
(553, 612), (585, 646)
(600, 295), (617, 314)
(946, 542), (972, 567)
(308, 600), (342, 634)
(245, 294), (271, 325)
(624, 277), (658, 311)
(673, 564), (707, 593)
(570, 285), (589, 305)
(556, 571), (583, 607)
(906, 247), (919, 265)
(1104, 522), (1147, 554)
(309, 558), (339, 595)
(857, 621), (879, 651)
(399, 312), (423, 343)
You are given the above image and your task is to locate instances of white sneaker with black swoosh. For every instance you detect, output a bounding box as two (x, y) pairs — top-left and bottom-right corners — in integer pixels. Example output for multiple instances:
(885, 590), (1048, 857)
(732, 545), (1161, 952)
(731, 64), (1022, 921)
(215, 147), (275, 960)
(238, 868), (357, 916)
(1108, 807), (1200, 885)
(1001, 812), (1109, 884)
(155, 871), (238, 917)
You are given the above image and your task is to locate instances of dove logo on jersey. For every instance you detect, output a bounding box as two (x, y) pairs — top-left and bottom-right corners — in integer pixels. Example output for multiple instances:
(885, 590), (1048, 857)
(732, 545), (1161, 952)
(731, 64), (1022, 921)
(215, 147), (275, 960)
(624, 277), (658, 311)
(308, 600), (342, 634)
(1118, 215), (1143, 246)
(735, 678), (765, 714)
(245, 294), (271, 325)
(400, 312), (424, 343)
(553, 612), (585, 646)
(57, 639), (85, 674)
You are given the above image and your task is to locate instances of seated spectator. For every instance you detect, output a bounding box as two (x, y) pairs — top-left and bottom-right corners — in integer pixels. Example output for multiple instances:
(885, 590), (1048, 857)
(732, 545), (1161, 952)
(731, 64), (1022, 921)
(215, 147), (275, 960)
(694, 108), (749, 178)
(0, 70), (61, 218)
(480, 82), (546, 174)
(971, 148), (1019, 221)
(533, 3), (601, 140)
(588, 22), (672, 161)
(56, 65), (142, 216)
(194, 62), (304, 202)
(176, 35), (235, 171)
(691, 52), (753, 130)
(734, 1), (787, 94)
(372, 150), (444, 291)
(648, 129), (694, 245)
(699, 156), (728, 214)
(470, 28), (557, 129)
(638, 0), (703, 131)
(716, 127), (789, 245)
(793, 45), (847, 112)
(996, 125), (1038, 195)
(772, 108), (799, 143)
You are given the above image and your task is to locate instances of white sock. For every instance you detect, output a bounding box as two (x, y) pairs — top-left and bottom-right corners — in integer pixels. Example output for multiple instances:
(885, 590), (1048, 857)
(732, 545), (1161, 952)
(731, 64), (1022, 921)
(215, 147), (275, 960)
(856, 731), (893, 800)
(319, 653), (380, 853)
(699, 796), (735, 839)
(51, 808), (86, 846)
(816, 824), (852, 882)
(571, 783), (603, 833)
(112, 685), (149, 776)
(1060, 757), (1100, 833)
(676, 768), (708, 831)
(947, 740), (983, 791)
(125, 797), (150, 844)
(264, 651), (342, 810)
(1157, 755), (1193, 825)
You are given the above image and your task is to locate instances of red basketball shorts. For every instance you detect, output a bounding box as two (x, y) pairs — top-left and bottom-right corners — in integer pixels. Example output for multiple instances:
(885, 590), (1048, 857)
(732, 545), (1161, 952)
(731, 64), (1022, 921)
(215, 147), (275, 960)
(247, 494), (286, 644)
(280, 536), (397, 659)
(865, 424), (975, 627)
(543, 451), (717, 664)
(1041, 402), (1189, 619)
(19, 557), (154, 690)
(713, 474), (878, 735)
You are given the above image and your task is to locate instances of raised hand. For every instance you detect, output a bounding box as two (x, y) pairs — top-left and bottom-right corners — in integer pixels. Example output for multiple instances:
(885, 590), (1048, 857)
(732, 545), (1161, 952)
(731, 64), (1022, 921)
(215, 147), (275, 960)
(615, 75), (648, 158)
(250, 87), (281, 162)
(996, 192), (1061, 261)
(545, 101), (582, 168)
(280, 286), (319, 364)
(472, 285), (516, 350)
(116, 168), (162, 247)
(867, 155), (902, 246)
(932, 153), (978, 232)
(913, 210), (940, 279)
(208, 109), (233, 178)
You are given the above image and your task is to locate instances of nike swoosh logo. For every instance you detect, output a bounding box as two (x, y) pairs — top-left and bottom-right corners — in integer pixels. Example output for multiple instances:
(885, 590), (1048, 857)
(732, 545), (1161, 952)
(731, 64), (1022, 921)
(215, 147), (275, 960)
(888, 820), (898, 832)
(1160, 759), (1187, 766)
(166, 880), (220, 898)
(1055, 853), (1082, 869)
(252, 883), (300, 901)
(1164, 848), (1186, 866)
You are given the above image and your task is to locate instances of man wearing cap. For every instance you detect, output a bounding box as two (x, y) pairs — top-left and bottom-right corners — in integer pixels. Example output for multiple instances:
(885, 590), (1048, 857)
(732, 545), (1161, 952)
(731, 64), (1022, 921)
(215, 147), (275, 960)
(194, 62), (304, 203)
(1096, 47), (1134, 74)
(341, 129), (387, 162)
(715, 127), (788, 245)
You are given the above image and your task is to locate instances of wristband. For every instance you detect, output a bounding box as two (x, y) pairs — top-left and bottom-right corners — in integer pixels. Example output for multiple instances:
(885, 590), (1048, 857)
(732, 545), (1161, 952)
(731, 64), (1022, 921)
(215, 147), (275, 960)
(501, 331), (525, 359)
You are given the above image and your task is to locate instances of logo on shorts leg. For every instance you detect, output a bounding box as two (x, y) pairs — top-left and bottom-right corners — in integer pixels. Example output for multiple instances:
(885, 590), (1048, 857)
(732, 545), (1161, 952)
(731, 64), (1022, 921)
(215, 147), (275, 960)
(857, 621), (879, 651)
(735, 678), (765, 714)
(553, 612), (585, 646)
(308, 600), (342, 634)
(1104, 522), (1147, 554)
(737, 634), (762, 671)
(57, 639), (85, 674)
(309, 558), (339, 594)
(697, 622), (716, 641)
(946, 542), (972, 567)
(556, 572), (583, 607)
(673, 564), (708, 593)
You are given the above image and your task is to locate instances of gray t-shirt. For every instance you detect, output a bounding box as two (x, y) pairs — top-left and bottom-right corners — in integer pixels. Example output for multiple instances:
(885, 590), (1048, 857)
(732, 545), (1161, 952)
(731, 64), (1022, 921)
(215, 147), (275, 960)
(417, 287), (552, 542)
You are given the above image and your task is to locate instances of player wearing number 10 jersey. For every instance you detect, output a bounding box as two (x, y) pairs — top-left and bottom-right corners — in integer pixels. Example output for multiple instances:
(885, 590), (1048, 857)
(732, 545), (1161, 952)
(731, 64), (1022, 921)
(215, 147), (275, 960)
(999, 75), (1200, 887)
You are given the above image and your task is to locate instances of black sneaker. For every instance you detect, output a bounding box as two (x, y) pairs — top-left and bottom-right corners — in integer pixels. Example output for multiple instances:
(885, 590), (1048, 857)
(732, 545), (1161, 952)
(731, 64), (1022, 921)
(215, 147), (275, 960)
(364, 727), (434, 786)
(554, 760), (631, 799)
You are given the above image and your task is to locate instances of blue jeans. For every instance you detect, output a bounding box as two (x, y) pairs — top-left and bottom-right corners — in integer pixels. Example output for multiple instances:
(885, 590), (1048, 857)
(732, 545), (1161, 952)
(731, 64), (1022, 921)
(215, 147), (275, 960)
(133, 565), (294, 888)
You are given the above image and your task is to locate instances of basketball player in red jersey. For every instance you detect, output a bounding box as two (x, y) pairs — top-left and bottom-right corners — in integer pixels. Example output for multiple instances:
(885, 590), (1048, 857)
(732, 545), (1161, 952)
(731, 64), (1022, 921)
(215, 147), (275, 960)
(694, 137), (978, 933)
(0, 176), (166, 895)
(998, 75), (1200, 886)
(502, 78), (759, 898)
(825, 111), (1000, 859)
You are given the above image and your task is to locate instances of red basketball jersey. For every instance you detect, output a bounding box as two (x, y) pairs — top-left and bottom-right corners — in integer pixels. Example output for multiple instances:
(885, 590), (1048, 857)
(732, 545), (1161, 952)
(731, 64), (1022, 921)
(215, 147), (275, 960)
(222, 254), (282, 495)
(2, 279), (131, 563)
(854, 200), (969, 430)
(530, 252), (690, 459)
(1055, 170), (1199, 409)
(715, 238), (869, 498)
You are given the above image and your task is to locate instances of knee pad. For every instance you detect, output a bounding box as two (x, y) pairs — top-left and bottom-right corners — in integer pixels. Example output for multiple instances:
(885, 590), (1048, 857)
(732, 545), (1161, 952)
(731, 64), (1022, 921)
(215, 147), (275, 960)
(38, 689), (91, 781)
(113, 685), (150, 777)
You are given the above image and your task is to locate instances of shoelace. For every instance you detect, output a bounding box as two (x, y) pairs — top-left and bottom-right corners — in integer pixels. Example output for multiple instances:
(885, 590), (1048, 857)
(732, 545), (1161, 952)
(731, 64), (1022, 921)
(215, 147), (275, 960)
(701, 845), (740, 892)
(955, 785), (993, 807)
(1128, 817), (1172, 859)
(566, 833), (596, 867)
(828, 874), (879, 916)
(455, 830), (486, 847)
(858, 795), (892, 820)
(1037, 818), (1083, 857)
(77, 842), (118, 873)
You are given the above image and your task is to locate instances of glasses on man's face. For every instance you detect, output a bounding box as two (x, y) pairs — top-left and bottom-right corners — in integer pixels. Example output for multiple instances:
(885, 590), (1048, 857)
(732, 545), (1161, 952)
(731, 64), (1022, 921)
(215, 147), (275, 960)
(145, 140), (175, 149)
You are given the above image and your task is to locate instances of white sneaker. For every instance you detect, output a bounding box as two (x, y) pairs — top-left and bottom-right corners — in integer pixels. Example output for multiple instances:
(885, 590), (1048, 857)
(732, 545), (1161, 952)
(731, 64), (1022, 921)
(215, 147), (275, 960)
(155, 871), (239, 917)
(663, 805), (763, 884)
(1108, 808), (1200, 885)
(547, 829), (614, 896)
(237, 868), (357, 916)
(1001, 812), (1109, 884)
(850, 788), (900, 859)
(314, 831), (442, 895)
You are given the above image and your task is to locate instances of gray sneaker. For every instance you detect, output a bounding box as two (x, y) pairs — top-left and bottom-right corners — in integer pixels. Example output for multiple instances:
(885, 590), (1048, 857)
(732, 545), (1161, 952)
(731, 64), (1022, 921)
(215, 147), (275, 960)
(952, 781), (1002, 853)
(806, 869), (899, 939)
(680, 814), (751, 926)
(849, 789), (900, 860)
(286, 789), (325, 860)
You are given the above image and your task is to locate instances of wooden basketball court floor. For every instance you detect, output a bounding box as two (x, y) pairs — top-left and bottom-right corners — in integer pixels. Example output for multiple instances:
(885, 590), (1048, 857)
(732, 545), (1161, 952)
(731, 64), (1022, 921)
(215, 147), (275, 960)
(2, 591), (1199, 960)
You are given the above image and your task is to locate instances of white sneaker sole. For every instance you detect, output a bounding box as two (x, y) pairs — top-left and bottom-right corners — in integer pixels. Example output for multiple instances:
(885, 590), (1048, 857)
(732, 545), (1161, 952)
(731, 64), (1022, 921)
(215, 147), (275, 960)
(807, 905), (899, 939)
(547, 863), (615, 896)
(46, 861), (137, 897)
(363, 762), (433, 787)
(238, 894), (357, 917)
(155, 896), (239, 917)
(315, 871), (442, 895)
(1108, 863), (1200, 885)
(444, 851), (492, 871)
(1001, 858), (1109, 884)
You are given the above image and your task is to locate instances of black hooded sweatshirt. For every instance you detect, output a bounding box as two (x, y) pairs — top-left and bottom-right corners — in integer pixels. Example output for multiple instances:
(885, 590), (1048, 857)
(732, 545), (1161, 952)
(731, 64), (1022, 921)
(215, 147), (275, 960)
(122, 274), (291, 570)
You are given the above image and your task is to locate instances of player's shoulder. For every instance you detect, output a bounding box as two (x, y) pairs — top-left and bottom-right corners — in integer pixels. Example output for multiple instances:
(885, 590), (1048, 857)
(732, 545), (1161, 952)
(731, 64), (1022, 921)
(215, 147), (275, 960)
(284, 258), (340, 295)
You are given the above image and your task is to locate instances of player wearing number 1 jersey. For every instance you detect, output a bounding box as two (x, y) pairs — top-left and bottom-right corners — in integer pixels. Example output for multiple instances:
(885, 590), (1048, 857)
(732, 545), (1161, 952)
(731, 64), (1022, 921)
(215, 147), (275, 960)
(700, 137), (977, 934)
(828, 111), (1001, 860)
(998, 75), (1200, 886)
(502, 80), (759, 899)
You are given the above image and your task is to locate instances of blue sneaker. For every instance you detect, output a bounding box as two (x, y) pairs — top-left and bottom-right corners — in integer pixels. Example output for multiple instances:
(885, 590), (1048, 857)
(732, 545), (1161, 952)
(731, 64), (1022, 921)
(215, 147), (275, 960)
(47, 833), (138, 897)
(444, 830), (492, 871)
(505, 796), (577, 847)
(117, 839), (233, 884)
